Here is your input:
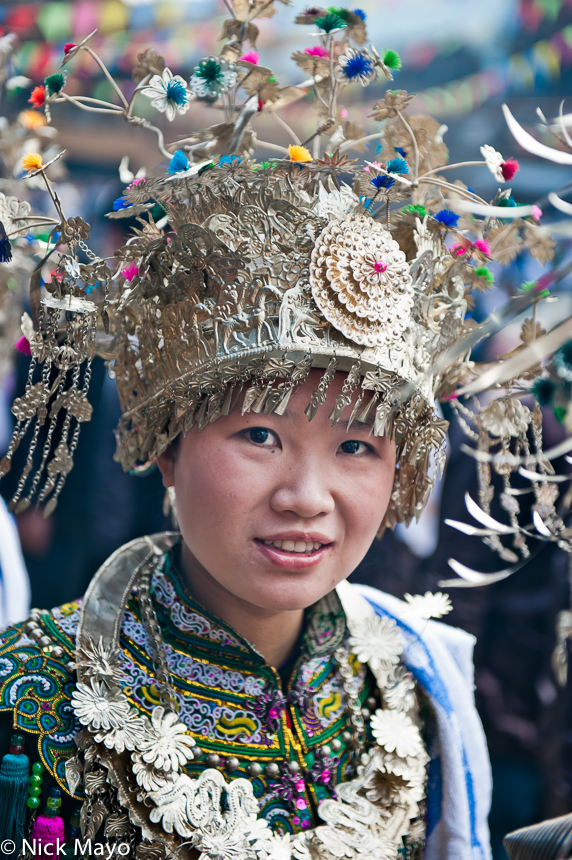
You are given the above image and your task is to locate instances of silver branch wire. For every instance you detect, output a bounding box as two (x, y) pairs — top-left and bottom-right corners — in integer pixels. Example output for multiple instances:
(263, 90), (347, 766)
(44, 29), (517, 210)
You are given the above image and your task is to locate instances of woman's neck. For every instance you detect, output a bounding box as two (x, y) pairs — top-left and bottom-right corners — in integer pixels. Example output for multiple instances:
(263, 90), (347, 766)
(181, 543), (304, 669)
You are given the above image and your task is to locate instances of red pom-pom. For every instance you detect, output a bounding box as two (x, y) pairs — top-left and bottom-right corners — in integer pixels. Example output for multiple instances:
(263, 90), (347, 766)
(15, 336), (31, 356)
(63, 43), (77, 54)
(28, 86), (45, 108)
(500, 158), (519, 181)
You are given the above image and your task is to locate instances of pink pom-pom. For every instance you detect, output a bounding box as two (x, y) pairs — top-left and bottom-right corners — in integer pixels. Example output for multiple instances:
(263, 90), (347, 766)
(63, 42), (77, 55)
(15, 336), (31, 356)
(473, 239), (491, 256)
(340, 107), (348, 118)
(451, 244), (466, 257)
(122, 263), (139, 282)
(304, 46), (329, 58)
(31, 814), (65, 848)
(500, 158), (519, 181)
(240, 50), (260, 64)
(531, 204), (542, 222)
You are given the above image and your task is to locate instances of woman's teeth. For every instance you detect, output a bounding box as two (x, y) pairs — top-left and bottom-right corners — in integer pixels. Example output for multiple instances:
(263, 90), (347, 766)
(262, 540), (323, 553)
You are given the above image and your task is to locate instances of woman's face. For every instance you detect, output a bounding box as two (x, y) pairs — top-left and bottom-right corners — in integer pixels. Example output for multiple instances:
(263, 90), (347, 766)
(158, 369), (396, 612)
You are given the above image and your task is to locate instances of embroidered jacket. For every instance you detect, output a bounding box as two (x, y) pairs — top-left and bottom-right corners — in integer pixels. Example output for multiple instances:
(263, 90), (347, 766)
(0, 542), (386, 838)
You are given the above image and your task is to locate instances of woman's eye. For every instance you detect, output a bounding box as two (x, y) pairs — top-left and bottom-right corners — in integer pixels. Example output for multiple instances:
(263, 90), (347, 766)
(246, 427), (278, 446)
(340, 440), (369, 455)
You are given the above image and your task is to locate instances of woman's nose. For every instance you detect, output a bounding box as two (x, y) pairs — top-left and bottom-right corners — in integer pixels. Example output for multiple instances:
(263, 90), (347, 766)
(269, 458), (335, 518)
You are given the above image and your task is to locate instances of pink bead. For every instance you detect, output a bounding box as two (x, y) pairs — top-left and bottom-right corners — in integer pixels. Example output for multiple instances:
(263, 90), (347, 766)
(301, 819), (311, 829)
(374, 260), (387, 274)
(295, 779), (305, 792)
(296, 798), (307, 810)
(268, 707), (280, 719)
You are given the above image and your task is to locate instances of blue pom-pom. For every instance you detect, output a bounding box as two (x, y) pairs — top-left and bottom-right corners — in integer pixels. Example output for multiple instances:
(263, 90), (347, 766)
(387, 157), (408, 175)
(167, 150), (189, 175)
(434, 209), (459, 228)
(165, 79), (188, 107)
(342, 51), (374, 80)
(112, 196), (129, 211)
(371, 174), (395, 190)
(352, 7), (366, 19)
(219, 154), (242, 165)
(395, 146), (407, 158)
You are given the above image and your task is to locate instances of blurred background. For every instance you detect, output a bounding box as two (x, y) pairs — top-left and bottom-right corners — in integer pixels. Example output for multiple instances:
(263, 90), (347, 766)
(2, 0), (572, 855)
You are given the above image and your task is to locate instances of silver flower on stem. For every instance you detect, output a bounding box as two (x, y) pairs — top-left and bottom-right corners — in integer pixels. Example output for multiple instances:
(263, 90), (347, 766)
(71, 678), (130, 731)
(95, 710), (147, 753)
(141, 68), (190, 121)
(370, 709), (423, 759)
(402, 591), (453, 621)
(348, 615), (402, 684)
(139, 705), (195, 771)
(334, 48), (377, 87)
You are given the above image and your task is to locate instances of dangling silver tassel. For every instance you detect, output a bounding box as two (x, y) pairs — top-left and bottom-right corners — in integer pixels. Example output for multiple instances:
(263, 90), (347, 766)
(329, 361), (361, 426)
(356, 391), (380, 424)
(305, 357), (337, 421)
(274, 355), (313, 416)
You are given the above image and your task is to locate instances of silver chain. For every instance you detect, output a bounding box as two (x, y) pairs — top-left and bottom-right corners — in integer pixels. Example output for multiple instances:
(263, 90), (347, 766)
(78, 239), (99, 262)
(334, 645), (366, 759)
(136, 551), (179, 713)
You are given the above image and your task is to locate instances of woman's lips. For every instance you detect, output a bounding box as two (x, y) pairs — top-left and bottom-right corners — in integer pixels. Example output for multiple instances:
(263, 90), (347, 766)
(253, 538), (332, 570)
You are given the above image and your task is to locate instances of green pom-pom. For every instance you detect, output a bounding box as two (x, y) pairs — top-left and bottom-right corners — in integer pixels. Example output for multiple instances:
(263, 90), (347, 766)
(531, 378), (555, 407)
(382, 49), (401, 71)
(554, 406), (567, 423)
(474, 266), (494, 285)
(404, 204), (427, 218)
(557, 340), (572, 369)
(315, 12), (347, 32)
(44, 73), (65, 94)
(327, 6), (351, 20)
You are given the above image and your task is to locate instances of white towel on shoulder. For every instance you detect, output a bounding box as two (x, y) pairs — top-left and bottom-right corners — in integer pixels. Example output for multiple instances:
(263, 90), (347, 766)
(339, 581), (492, 860)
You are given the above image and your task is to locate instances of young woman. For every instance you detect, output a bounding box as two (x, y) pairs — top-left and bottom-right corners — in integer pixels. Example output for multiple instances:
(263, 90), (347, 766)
(0, 362), (490, 860)
(2, 7), (553, 856)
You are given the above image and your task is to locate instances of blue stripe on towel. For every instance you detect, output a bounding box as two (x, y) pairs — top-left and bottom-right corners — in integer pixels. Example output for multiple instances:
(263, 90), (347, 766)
(364, 594), (483, 858)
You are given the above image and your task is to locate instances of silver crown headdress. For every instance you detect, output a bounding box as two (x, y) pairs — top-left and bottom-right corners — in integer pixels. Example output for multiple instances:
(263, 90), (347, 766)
(0, 4), (561, 540)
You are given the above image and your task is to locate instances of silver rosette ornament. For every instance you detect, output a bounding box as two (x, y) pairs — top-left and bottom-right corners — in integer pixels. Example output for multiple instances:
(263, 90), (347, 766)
(310, 213), (414, 348)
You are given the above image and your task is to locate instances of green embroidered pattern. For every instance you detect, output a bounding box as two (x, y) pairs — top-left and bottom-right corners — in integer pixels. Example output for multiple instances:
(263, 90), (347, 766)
(0, 615), (78, 795)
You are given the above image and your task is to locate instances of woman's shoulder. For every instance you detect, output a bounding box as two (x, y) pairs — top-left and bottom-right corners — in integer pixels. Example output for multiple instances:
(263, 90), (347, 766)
(346, 580), (477, 682)
(0, 601), (82, 794)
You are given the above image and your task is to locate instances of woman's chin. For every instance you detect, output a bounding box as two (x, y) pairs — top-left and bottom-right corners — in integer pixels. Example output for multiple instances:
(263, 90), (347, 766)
(232, 574), (338, 613)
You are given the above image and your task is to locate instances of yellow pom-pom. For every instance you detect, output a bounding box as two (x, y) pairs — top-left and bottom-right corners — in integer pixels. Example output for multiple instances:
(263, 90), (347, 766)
(21, 151), (43, 173)
(18, 110), (46, 130)
(288, 144), (312, 163)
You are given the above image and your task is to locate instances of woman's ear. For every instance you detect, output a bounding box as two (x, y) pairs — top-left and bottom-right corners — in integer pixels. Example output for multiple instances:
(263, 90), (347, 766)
(157, 446), (176, 488)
